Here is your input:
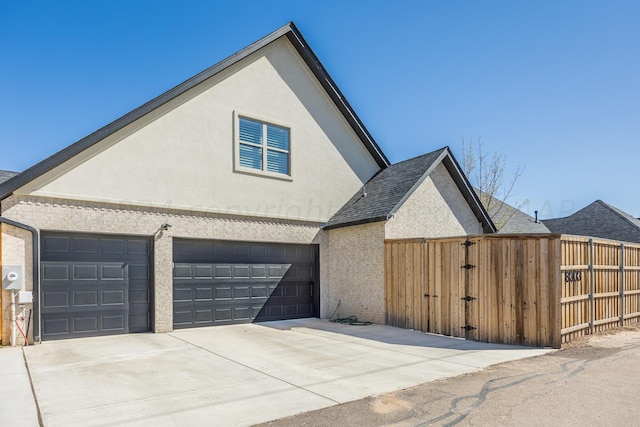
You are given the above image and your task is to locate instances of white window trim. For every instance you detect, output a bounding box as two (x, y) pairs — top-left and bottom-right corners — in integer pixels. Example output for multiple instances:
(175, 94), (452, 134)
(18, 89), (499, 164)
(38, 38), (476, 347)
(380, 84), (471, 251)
(233, 110), (293, 181)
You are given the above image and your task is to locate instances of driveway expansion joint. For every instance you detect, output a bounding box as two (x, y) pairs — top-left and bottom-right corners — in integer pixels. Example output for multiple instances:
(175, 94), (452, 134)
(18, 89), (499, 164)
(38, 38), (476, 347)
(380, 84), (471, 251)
(167, 332), (341, 405)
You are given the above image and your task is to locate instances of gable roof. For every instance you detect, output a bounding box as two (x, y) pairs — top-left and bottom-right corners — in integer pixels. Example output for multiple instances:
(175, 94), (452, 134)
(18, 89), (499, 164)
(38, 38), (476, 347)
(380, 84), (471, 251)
(479, 191), (550, 233)
(0, 22), (389, 201)
(324, 147), (496, 232)
(0, 170), (18, 185)
(543, 200), (640, 244)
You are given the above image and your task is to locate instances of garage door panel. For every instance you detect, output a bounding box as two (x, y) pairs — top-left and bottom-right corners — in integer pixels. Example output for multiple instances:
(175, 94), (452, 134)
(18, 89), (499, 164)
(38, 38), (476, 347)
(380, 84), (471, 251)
(127, 239), (150, 255)
(102, 239), (126, 255)
(74, 316), (98, 333)
(73, 264), (98, 280)
(43, 291), (70, 308)
(251, 284), (268, 298)
(102, 315), (126, 331)
(173, 310), (193, 326)
(195, 287), (213, 301)
(42, 235), (70, 253)
(174, 265), (193, 279)
(74, 238), (99, 254)
(74, 290), (98, 306)
(174, 287), (193, 302)
(129, 264), (150, 280)
(173, 239), (318, 328)
(43, 318), (69, 336)
(214, 265), (231, 278)
(42, 264), (70, 280)
(194, 265), (214, 279)
(41, 232), (152, 340)
(214, 285), (232, 300)
(102, 289), (126, 305)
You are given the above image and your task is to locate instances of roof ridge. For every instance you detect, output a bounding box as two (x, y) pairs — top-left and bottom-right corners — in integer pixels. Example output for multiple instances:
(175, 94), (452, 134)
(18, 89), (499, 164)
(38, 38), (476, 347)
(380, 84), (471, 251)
(386, 146), (448, 168)
(598, 200), (640, 229)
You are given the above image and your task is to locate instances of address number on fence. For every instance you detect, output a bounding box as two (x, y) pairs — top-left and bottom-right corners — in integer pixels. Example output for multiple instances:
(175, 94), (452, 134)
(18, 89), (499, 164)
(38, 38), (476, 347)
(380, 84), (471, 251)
(565, 271), (582, 282)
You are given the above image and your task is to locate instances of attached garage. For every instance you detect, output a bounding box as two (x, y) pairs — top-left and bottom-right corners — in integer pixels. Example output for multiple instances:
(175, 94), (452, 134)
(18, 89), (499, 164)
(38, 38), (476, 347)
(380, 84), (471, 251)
(173, 239), (319, 328)
(40, 232), (152, 340)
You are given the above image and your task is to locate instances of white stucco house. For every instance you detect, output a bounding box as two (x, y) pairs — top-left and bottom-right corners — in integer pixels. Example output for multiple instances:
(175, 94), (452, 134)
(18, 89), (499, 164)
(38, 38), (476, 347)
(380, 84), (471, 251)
(0, 22), (494, 344)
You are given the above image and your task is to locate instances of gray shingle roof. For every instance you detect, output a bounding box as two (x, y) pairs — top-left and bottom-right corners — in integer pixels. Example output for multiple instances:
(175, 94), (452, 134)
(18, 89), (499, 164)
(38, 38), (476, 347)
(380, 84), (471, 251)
(543, 200), (640, 244)
(324, 147), (496, 232)
(0, 170), (18, 185)
(480, 191), (550, 233)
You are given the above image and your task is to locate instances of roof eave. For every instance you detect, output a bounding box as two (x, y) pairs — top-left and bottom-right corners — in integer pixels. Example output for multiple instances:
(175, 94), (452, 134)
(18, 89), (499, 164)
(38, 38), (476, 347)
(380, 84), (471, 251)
(441, 148), (497, 233)
(322, 216), (387, 231)
(285, 23), (389, 168)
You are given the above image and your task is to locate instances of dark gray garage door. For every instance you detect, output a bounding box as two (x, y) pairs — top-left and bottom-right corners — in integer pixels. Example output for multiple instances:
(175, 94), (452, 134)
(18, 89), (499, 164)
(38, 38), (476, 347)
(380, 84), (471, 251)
(173, 239), (319, 328)
(40, 232), (152, 340)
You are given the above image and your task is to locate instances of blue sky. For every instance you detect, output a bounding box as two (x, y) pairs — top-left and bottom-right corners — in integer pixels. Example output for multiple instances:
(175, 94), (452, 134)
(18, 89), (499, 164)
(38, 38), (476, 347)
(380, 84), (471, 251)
(1, 1), (639, 218)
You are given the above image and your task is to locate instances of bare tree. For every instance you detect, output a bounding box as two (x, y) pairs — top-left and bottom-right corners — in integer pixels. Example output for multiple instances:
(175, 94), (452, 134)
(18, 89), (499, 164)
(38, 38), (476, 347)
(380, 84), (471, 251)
(461, 138), (528, 231)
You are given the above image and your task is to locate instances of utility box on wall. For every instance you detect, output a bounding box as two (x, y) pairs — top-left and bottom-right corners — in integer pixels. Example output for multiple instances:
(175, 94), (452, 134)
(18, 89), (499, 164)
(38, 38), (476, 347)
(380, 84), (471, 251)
(2, 266), (23, 290)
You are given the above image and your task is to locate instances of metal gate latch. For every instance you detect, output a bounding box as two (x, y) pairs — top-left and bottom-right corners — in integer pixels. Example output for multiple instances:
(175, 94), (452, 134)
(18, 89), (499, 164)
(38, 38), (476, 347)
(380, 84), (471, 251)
(461, 295), (476, 301)
(461, 240), (476, 247)
(461, 264), (475, 270)
(461, 325), (476, 331)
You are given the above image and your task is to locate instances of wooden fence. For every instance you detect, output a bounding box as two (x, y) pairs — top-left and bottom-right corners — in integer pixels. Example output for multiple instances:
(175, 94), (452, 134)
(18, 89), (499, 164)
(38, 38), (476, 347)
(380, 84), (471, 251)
(561, 236), (640, 343)
(385, 234), (640, 348)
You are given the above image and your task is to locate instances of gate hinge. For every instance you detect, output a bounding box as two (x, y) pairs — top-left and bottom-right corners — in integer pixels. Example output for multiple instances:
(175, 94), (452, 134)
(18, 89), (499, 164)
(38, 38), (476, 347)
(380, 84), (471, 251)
(461, 295), (477, 302)
(461, 325), (476, 331)
(461, 240), (476, 247)
(461, 264), (476, 270)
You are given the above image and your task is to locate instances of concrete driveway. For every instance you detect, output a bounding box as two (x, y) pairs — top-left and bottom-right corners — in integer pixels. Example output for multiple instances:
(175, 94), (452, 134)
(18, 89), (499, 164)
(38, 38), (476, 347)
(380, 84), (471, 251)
(20, 319), (549, 426)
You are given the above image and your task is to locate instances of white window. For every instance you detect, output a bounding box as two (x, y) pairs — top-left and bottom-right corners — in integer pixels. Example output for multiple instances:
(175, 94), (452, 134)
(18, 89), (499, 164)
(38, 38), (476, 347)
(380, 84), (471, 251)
(235, 113), (291, 178)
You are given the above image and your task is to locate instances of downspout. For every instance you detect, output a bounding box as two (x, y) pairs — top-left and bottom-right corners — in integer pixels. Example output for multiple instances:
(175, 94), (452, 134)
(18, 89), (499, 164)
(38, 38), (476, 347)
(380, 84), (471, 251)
(0, 216), (40, 344)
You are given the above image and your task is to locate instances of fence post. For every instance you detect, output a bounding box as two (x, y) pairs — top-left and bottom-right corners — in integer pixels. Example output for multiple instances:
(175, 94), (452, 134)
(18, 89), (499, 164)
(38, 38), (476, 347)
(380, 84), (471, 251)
(589, 238), (595, 335)
(620, 243), (625, 326)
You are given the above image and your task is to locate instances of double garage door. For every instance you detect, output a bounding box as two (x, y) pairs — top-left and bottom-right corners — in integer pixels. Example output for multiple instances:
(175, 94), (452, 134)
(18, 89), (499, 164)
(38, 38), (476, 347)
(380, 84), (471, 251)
(173, 239), (319, 328)
(39, 233), (318, 339)
(40, 232), (152, 341)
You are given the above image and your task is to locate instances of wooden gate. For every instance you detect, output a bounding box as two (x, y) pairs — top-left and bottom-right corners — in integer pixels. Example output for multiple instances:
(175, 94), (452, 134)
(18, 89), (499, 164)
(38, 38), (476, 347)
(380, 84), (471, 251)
(385, 236), (562, 348)
(385, 237), (480, 340)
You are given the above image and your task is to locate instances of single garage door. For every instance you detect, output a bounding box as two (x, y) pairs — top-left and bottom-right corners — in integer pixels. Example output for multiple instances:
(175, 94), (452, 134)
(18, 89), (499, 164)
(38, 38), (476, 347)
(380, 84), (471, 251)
(173, 239), (319, 328)
(40, 232), (152, 340)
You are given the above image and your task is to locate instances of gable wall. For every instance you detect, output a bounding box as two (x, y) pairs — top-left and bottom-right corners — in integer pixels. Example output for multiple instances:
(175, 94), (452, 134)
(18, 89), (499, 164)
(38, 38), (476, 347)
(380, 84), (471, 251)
(20, 38), (380, 223)
(385, 163), (482, 239)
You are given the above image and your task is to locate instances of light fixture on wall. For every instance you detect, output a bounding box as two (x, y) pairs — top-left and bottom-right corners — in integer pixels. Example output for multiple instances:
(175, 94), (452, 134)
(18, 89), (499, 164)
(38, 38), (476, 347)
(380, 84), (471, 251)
(154, 223), (172, 237)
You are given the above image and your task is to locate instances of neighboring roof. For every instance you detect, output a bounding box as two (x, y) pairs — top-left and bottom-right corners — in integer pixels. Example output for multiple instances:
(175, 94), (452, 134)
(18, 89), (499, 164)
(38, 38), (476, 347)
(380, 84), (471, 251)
(479, 191), (550, 233)
(0, 170), (18, 185)
(543, 200), (640, 244)
(0, 22), (389, 201)
(324, 147), (496, 232)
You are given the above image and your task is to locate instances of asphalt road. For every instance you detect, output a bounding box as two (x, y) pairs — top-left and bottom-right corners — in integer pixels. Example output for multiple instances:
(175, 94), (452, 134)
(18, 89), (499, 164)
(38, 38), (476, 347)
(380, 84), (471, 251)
(258, 325), (640, 427)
